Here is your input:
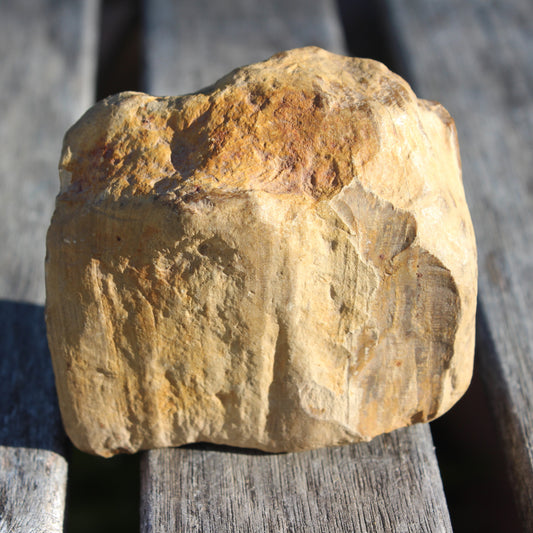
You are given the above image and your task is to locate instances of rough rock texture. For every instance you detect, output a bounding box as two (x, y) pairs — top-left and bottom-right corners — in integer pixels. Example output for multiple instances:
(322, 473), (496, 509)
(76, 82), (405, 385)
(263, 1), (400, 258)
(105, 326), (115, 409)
(45, 47), (477, 457)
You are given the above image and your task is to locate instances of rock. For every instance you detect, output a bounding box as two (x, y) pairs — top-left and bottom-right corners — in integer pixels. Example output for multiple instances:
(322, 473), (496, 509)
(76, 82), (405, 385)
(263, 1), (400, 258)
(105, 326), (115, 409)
(45, 47), (477, 457)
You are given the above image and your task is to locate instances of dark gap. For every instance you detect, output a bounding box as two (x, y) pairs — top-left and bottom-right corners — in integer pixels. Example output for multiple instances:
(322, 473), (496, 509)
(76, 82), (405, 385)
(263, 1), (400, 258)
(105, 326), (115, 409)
(65, 447), (140, 533)
(336, 0), (400, 73)
(430, 359), (521, 533)
(336, 0), (416, 86)
(475, 301), (531, 529)
(96, 0), (143, 100)
(429, 301), (522, 533)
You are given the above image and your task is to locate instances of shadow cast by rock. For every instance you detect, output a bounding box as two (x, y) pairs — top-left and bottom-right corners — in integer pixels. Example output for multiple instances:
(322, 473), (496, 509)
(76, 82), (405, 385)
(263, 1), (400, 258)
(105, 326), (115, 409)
(180, 442), (271, 456)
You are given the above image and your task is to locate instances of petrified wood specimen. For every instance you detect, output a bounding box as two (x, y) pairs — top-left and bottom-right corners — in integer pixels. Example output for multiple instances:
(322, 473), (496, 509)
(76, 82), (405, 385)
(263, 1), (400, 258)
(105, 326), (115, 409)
(45, 47), (477, 457)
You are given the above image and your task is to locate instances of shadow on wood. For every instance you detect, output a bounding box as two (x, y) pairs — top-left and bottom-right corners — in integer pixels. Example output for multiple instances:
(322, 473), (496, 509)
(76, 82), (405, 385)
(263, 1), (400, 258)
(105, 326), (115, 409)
(0, 300), (65, 456)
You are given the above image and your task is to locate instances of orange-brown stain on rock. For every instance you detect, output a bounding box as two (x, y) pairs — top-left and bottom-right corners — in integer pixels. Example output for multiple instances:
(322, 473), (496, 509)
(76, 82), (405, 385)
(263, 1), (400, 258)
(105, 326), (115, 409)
(58, 49), (388, 205)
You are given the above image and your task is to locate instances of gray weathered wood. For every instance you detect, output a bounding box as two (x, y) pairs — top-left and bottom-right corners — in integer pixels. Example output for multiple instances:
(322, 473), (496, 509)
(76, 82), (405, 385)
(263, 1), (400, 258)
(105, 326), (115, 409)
(141, 425), (451, 533)
(140, 1), (452, 530)
(385, 0), (533, 527)
(0, 448), (68, 533)
(0, 0), (99, 531)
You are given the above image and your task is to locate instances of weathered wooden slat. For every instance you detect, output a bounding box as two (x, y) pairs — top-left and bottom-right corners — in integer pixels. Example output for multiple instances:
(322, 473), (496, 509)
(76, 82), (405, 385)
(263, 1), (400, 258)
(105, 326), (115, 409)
(140, 1), (452, 530)
(0, 448), (68, 533)
(0, 0), (99, 531)
(141, 425), (451, 533)
(384, 0), (533, 526)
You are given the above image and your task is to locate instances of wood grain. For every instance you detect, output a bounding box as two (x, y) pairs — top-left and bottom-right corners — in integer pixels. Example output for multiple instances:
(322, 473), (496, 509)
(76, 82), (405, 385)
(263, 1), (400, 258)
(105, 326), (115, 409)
(385, 0), (533, 527)
(140, 0), (453, 530)
(0, 448), (68, 533)
(141, 426), (452, 533)
(0, 0), (99, 531)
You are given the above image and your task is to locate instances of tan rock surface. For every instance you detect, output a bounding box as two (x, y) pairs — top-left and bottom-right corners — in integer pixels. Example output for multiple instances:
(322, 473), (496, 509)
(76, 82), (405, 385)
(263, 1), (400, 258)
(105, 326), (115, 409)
(45, 47), (477, 457)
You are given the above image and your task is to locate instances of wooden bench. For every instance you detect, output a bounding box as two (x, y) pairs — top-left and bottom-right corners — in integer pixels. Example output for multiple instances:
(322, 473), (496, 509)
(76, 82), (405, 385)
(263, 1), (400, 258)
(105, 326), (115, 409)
(1, 0), (531, 531)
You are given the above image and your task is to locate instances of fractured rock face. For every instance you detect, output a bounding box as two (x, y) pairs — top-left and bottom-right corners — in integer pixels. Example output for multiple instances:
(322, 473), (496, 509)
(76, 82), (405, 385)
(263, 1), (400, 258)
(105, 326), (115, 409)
(45, 47), (477, 457)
